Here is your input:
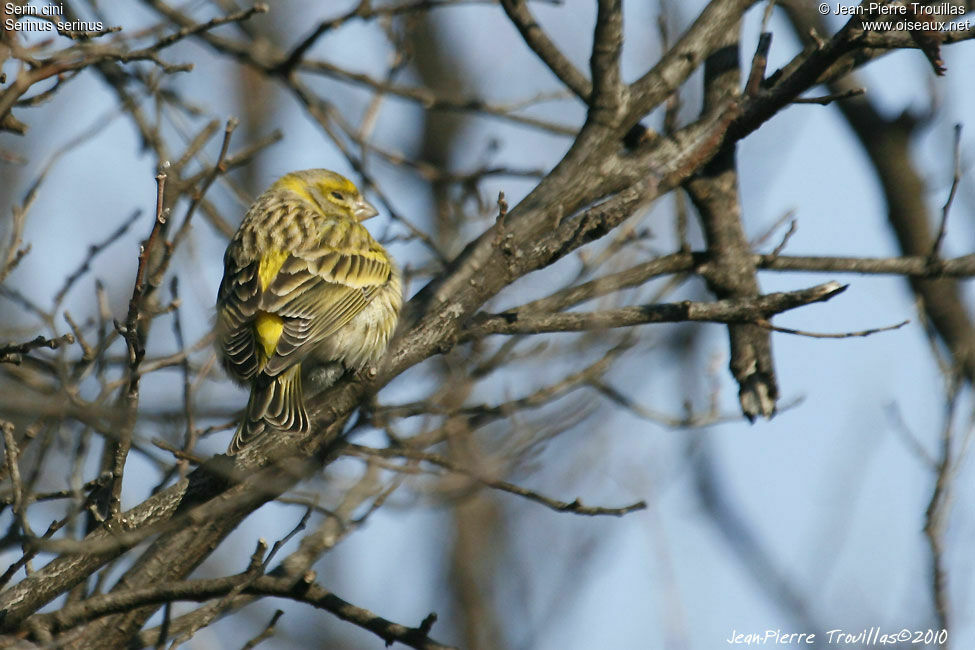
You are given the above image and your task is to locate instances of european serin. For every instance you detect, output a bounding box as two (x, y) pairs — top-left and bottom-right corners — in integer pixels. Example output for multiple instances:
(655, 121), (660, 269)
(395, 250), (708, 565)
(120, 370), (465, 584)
(216, 169), (402, 454)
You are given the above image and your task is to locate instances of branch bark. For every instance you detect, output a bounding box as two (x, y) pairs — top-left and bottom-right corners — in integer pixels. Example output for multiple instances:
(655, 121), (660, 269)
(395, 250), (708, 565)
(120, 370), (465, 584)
(466, 282), (845, 338)
(31, 572), (454, 650)
(686, 16), (778, 420)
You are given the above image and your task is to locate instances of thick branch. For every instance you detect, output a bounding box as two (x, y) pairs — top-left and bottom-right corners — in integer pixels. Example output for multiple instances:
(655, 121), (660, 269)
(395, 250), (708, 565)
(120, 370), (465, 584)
(625, 0), (757, 126)
(589, 0), (625, 123)
(686, 14), (778, 420)
(30, 573), (453, 650)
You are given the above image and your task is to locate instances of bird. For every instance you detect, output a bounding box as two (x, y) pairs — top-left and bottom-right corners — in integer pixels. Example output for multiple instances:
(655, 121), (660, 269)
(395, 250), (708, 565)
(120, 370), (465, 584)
(215, 169), (402, 455)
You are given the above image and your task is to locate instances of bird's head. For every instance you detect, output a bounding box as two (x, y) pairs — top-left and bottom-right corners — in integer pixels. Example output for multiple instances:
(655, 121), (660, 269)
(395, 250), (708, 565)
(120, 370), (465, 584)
(277, 169), (379, 221)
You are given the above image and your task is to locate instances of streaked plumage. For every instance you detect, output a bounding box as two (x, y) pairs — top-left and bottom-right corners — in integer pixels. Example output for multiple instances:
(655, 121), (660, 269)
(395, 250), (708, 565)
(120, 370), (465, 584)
(216, 169), (402, 454)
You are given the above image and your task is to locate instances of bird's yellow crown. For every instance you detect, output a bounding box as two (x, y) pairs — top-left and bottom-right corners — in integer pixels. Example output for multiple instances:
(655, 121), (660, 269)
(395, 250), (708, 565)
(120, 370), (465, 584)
(272, 169), (377, 222)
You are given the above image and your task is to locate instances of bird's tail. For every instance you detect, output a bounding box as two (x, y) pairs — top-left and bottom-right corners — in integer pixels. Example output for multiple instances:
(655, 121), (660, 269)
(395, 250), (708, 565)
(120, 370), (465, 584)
(229, 364), (309, 455)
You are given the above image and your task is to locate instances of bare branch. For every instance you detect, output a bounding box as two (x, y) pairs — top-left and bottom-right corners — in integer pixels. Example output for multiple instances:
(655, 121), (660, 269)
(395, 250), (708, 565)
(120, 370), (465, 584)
(345, 444), (646, 517)
(28, 573), (455, 650)
(466, 282), (845, 338)
(0, 334), (75, 365)
(589, 0), (625, 123)
(929, 123), (962, 260)
(500, 0), (592, 101)
(756, 318), (909, 339)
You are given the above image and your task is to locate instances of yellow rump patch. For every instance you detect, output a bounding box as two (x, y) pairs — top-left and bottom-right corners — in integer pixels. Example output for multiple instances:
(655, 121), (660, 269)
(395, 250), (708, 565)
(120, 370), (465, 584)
(258, 249), (289, 291)
(255, 311), (284, 358)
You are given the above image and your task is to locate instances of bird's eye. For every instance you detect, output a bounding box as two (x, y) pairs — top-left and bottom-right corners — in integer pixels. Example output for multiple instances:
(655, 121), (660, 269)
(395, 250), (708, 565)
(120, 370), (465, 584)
(330, 191), (345, 201)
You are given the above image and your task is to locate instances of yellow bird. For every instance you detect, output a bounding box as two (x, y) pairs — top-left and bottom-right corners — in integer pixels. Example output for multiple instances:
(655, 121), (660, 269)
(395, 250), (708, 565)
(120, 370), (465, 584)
(216, 169), (402, 454)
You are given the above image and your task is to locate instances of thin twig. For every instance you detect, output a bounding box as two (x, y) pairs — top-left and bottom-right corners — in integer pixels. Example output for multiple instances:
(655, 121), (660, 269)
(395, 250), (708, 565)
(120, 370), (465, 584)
(792, 87), (864, 105)
(110, 170), (169, 520)
(240, 610), (284, 650)
(53, 210), (142, 307)
(768, 219), (797, 259)
(1, 420), (35, 552)
(0, 333), (75, 365)
(923, 376), (961, 638)
(929, 123), (962, 260)
(345, 444), (646, 517)
(756, 318), (909, 339)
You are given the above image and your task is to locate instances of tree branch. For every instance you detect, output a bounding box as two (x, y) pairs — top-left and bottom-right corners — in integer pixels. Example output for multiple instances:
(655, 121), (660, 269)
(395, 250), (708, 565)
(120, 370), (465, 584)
(499, 0), (591, 101)
(589, 0), (625, 124)
(29, 573), (454, 650)
(466, 282), (846, 338)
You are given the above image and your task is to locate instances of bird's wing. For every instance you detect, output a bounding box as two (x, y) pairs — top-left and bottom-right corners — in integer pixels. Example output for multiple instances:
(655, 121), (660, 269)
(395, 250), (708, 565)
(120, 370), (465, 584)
(259, 227), (391, 376)
(216, 251), (263, 382)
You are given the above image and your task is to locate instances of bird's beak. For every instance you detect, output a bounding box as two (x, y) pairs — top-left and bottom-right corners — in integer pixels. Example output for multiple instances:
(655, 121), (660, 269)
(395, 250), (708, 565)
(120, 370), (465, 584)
(353, 195), (379, 221)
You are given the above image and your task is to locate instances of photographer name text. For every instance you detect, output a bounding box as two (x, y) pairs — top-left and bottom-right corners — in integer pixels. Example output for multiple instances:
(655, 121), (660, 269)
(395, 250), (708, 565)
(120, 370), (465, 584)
(727, 627), (948, 646)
